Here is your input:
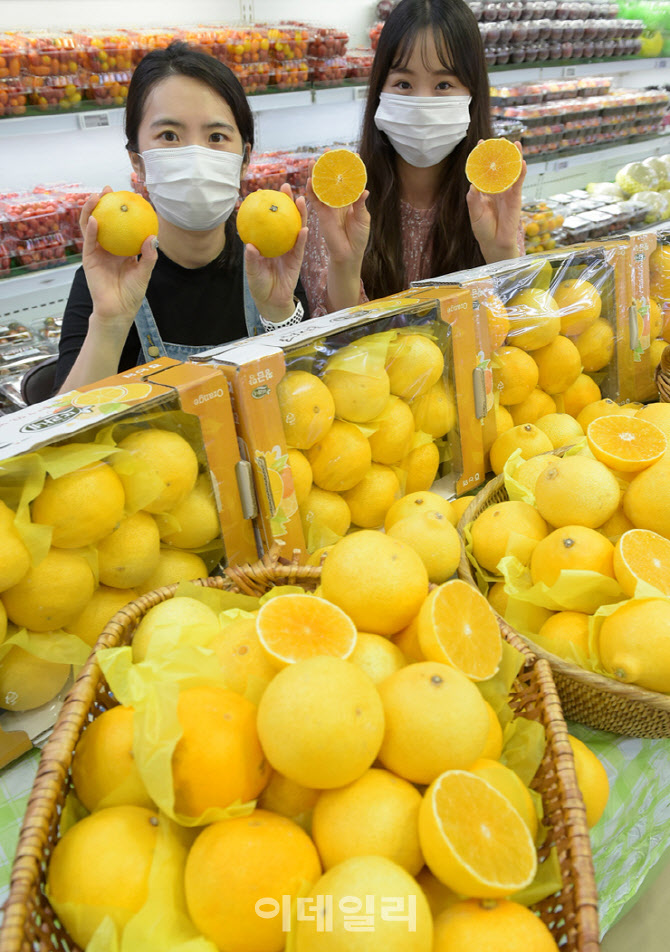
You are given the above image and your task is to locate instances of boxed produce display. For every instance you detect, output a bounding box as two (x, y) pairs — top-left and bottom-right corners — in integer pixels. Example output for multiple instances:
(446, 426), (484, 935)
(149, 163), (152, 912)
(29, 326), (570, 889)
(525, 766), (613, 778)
(0, 356), (259, 767)
(193, 286), (485, 558)
(414, 244), (634, 473)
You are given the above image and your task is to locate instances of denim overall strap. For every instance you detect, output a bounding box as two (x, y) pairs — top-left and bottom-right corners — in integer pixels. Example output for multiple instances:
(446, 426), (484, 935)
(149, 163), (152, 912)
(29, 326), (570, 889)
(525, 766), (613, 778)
(133, 297), (218, 362)
(242, 267), (265, 337)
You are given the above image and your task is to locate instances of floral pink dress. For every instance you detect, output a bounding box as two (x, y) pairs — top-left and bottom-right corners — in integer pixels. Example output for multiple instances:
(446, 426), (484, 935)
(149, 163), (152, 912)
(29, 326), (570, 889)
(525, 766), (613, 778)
(300, 200), (524, 317)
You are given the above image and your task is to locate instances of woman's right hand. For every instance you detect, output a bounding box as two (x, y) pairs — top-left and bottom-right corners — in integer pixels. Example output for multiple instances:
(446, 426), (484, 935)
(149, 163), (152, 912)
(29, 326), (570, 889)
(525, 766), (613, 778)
(80, 187), (159, 332)
(305, 176), (370, 268)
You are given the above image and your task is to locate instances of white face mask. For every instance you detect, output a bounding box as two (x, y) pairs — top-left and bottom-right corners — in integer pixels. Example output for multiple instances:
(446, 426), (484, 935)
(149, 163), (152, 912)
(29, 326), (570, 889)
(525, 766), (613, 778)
(141, 145), (243, 231)
(374, 92), (472, 168)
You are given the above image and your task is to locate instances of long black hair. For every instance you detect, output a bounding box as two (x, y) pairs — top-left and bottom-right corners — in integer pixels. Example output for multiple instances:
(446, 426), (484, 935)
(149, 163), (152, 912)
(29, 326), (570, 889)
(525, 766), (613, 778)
(125, 41), (254, 264)
(360, 0), (491, 298)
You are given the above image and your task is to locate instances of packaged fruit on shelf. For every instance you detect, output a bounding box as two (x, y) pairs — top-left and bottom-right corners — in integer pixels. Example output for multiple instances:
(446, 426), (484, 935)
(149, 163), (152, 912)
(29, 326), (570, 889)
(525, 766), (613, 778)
(27, 72), (88, 113)
(86, 70), (132, 108)
(192, 285), (485, 557)
(310, 55), (349, 87)
(0, 195), (62, 242)
(265, 25), (311, 62)
(0, 77), (28, 116)
(0, 356), (266, 766)
(0, 33), (27, 79)
(6, 232), (68, 273)
(271, 58), (310, 91)
(23, 33), (87, 78)
(228, 60), (272, 95)
(413, 243), (641, 472)
(521, 200), (564, 254)
(306, 25), (350, 58)
(74, 32), (135, 73)
(369, 21), (384, 49)
(344, 48), (374, 80)
(0, 240), (10, 277)
(218, 27), (271, 64)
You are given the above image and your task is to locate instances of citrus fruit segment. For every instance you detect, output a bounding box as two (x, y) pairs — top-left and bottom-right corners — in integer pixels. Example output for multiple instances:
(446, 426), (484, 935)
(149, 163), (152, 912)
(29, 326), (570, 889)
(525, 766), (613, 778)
(91, 190), (158, 257)
(256, 593), (357, 667)
(417, 580), (502, 681)
(586, 415), (667, 473)
(311, 149), (367, 207)
(465, 138), (523, 195)
(236, 188), (302, 257)
(419, 770), (537, 898)
(613, 528), (670, 597)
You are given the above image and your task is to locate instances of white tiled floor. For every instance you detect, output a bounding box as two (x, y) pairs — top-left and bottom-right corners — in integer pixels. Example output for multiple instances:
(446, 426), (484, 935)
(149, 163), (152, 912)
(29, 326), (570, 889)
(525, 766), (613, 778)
(601, 858), (670, 951)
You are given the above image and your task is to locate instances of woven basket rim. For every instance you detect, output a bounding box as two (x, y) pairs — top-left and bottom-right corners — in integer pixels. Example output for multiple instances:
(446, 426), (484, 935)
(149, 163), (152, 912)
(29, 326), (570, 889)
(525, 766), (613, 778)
(0, 550), (600, 952)
(457, 473), (670, 715)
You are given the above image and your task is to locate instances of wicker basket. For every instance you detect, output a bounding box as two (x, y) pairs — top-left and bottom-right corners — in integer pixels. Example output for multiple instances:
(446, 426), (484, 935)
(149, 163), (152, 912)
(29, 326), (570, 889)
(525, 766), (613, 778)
(0, 551), (599, 952)
(656, 342), (670, 403)
(458, 476), (670, 738)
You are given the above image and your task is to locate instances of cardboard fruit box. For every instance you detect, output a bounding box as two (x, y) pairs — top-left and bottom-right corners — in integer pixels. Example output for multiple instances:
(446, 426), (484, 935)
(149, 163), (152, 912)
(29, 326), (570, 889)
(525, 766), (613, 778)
(0, 356), (257, 768)
(192, 285), (485, 559)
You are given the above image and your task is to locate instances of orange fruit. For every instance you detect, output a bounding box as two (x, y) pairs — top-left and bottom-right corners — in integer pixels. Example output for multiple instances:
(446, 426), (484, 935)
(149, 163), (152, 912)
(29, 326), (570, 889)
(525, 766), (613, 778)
(385, 332), (444, 401)
(574, 318), (615, 372)
(115, 427), (199, 514)
(599, 597), (670, 692)
(484, 405), (515, 453)
(418, 769), (537, 898)
(465, 138), (523, 194)
(172, 684), (270, 818)
(489, 422), (553, 475)
(236, 188), (302, 257)
(257, 772), (319, 823)
(294, 855), (433, 952)
(505, 288), (561, 352)
(71, 704), (153, 812)
(1, 547), (95, 632)
(513, 454), (561, 495)
(323, 361), (391, 424)
(467, 758), (538, 841)
(398, 440), (441, 494)
(613, 528), (670, 597)
(470, 499), (548, 575)
(287, 449), (312, 505)
(553, 277), (602, 337)
(509, 388), (556, 426)
(256, 592), (357, 667)
(320, 530), (429, 636)
(136, 548), (208, 595)
(208, 613), (276, 697)
(492, 346), (539, 406)
(537, 611), (590, 660)
(560, 373), (602, 419)
(184, 810), (321, 952)
(96, 510), (161, 589)
(433, 899), (559, 952)
(384, 490), (456, 530)
(534, 412), (584, 450)
(31, 461), (125, 549)
(649, 244), (670, 298)
(46, 805), (160, 949)
(532, 334), (582, 394)
(306, 419), (372, 492)
(530, 525), (615, 588)
(256, 656), (385, 788)
(635, 401), (670, 442)
(409, 377), (457, 438)
(376, 661), (490, 783)
(91, 190), (158, 257)
(576, 397), (623, 431)
(367, 395), (415, 464)
(568, 736), (609, 829)
(391, 614), (426, 663)
(0, 647), (70, 712)
(480, 700), (504, 760)
(311, 148), (367, 207)
(349, 632), (406, 683)
(0, 501), (30, 592)
(534, 455), (620, 529)
(623, 458), (670, 538)
(277, 370), (335, 450)
(586, 414), (667, 473)
(451, 494), (476, 525)
(310, 767), (423, 874)
(386, 510), (461, 584)
(417, 580), (503, 681)
(300, 486), (351, 544)
(648, 297), (663, 339)
(65, 585), (138, 648)
(480, 294), (510, 349)
(416, 867), (461, 918)
(598, 508), (635, 544)
(341, 462), (401, 528)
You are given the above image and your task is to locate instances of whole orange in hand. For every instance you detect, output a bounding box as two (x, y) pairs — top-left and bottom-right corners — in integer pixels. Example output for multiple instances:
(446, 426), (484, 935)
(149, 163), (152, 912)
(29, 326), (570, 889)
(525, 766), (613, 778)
(236, 188), (301, 257)
(91, 190), (158, 257)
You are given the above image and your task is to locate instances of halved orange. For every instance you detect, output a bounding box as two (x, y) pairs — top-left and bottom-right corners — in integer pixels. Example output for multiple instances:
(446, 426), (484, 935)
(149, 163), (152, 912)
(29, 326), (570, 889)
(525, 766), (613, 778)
(465, 138), (523, 195)
(311, 149), (367, 208)
(416, 579), (502, 682)
(256, 593), (357, 667)
(586, 414), (667, 473)
(71, 386), (128, 407)
(613, 528), (670, 597)
(418, 769), (537, 898)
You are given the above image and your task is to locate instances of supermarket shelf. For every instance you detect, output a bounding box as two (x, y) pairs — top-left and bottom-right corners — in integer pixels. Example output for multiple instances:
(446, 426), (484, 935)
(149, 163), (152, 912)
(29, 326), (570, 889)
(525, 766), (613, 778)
(1, 56), (667, 137)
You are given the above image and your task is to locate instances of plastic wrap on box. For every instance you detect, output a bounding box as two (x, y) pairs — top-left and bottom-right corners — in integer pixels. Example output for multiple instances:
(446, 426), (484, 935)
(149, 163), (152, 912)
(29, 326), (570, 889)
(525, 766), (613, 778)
(193, 286), (482, 556)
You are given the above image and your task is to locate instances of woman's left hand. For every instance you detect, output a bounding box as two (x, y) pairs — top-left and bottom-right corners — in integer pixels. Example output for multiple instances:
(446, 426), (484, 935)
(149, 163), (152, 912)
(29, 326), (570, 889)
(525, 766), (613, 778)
(466, 140), (526, 264)
(244, 184), (309, 324)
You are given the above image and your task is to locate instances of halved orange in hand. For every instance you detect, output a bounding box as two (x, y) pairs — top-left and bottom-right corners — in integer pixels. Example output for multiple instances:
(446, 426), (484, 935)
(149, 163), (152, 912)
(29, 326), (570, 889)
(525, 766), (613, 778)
(256, 593), (357, 667)
(311, 149), (367, 208)
(92, 190), (159, 257)
(586, 414), (667, 473)
(465, 138), (523, 195)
